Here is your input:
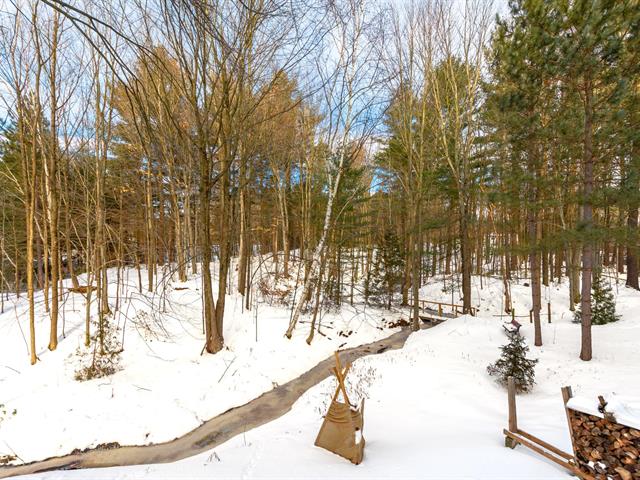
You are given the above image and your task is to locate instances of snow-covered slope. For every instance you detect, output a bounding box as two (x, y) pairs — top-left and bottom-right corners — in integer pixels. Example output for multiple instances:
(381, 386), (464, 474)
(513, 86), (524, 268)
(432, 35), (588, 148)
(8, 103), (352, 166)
(0, 265), (397, 464)
(3, 272), (640, 478)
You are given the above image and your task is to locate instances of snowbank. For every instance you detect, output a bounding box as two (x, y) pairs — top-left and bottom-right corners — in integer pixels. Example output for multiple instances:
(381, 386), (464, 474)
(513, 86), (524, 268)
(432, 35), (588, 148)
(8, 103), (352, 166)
(568, 395), (640, 430)
(4, 272), (640, 478)
(0, 264), (398, 463)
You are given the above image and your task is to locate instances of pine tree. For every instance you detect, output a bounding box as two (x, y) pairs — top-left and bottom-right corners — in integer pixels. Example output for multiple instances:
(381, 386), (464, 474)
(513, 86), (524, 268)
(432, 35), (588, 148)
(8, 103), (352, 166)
(0, 124), (27, 293)
(489, 0), (558, 348)
(365, 231), (404, 309)
(549, 0), (638, 361)
(574, 271), (620, 325)
(487, 330), (538, 393)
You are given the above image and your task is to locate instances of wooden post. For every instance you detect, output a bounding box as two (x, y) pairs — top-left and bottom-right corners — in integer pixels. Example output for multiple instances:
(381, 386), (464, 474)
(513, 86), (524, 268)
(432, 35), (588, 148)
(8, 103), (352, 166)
(333, 352), (351, 405)
(502, 429), (590, 479)
(506, 376), (518, 448)
(501, 383), (592, 480)
(561, 385), (572, 404)
(547, 302), (551, 323)
(511, 309), (515, 323)
(508, 376), (517, 431)
(438, 303), (442, 316)
(561, 386), (579, 462)
(529, 309), (533, 323)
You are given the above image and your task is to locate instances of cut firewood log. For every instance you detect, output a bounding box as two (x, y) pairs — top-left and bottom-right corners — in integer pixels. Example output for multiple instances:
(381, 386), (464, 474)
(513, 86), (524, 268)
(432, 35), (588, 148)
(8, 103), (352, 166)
(616, 467), (633, 480)
(568, 408), (640, 479)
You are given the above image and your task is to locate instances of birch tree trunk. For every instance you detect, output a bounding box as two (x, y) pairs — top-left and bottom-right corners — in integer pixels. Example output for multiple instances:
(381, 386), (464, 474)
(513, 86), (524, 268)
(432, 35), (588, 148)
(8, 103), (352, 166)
(286, 160), (344, 338)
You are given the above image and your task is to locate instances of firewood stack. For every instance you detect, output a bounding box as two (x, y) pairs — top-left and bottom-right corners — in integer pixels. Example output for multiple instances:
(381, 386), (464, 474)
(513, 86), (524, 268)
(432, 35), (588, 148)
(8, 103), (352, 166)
(568, 408), (640, 479)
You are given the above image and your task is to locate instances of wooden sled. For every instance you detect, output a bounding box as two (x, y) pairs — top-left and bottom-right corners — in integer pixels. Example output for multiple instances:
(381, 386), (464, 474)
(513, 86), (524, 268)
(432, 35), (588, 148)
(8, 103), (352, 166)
(315, 352), (366, 465)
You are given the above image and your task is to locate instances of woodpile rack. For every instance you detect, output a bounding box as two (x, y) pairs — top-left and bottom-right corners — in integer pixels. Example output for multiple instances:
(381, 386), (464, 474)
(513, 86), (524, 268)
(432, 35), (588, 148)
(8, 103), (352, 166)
(567, 398), (640, 479)
(503, 377), (594, 479)
(504, 377), (640, 479)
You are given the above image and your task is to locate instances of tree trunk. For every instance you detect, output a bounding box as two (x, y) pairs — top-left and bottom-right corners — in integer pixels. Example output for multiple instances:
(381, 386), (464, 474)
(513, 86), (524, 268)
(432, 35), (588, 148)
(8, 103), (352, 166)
(145, 169), (155, 292)
(215, 154), (231, 345)
(237, 153), (250, 296)
(279, 186), (290, 277)
(580, 79), (594, 362)
(627, 206), (639, 290)
(26, 118), (38, 365)
(460, 201), (472, 314)
(200, 144), (221, 354)
(626, 139), (639, 290)
(528, 217), (542, 346)
(46, 16), (61, 350)
(285, 154), (345, 338)
(527, 147), (542, 346)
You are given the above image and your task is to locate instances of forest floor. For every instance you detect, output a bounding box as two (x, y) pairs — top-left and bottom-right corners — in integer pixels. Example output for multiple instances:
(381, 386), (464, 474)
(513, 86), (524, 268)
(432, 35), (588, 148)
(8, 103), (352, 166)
(1, 266), (640, 479)
(0, 322), (432, 479)
(0, 262), (403, 464)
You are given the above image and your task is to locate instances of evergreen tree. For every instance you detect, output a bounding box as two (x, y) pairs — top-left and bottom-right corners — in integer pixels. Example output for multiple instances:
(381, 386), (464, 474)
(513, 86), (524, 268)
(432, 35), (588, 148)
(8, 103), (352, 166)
(489, 0), (559, 348)
(487, 330), (538, 393)
(550, 0), (639, 361)
(364, 231), (404, 309)
(324, 146), (371, 305)
(574, 271), (620, 325)
(0, 122), (41, 290)
(490, 0), (640, 360)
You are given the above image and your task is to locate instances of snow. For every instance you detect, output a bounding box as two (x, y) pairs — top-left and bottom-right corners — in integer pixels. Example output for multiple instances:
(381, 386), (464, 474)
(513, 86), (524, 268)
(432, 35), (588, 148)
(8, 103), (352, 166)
(567, 395), (640, 430)
(3, 271), (640, 478)
(0, 262), (396, 464)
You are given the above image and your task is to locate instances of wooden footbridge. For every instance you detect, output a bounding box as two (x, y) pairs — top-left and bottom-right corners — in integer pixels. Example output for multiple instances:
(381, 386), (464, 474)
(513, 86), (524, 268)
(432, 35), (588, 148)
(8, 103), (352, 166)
(413, 299), (478, 323)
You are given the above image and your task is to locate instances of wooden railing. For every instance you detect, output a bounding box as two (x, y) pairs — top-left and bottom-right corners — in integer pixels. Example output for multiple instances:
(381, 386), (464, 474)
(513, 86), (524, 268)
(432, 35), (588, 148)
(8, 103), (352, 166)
(412, 299), (477, 317)
(493, 304), (553, 324)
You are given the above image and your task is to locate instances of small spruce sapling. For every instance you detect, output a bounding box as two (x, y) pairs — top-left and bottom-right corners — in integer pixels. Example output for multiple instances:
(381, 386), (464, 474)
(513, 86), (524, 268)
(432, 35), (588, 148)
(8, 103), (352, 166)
(573, 270), (620, 325)
(487, 330), (538, 393)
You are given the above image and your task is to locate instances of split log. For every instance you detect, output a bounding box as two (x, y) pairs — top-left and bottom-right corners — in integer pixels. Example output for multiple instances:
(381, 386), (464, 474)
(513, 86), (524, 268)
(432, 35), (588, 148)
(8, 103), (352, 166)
(568, 408), (640, 479)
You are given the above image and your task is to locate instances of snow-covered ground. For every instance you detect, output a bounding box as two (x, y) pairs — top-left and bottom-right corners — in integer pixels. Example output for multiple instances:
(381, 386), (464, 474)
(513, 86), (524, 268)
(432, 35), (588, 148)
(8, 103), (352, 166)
(0, 262), (397, 464)
(3, 270), (640, 479)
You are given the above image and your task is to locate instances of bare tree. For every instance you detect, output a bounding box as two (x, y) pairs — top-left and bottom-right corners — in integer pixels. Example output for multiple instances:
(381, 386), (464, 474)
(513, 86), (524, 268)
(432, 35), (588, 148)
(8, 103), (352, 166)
(286, 0), (385, 340)
(428, 0), (492, 314)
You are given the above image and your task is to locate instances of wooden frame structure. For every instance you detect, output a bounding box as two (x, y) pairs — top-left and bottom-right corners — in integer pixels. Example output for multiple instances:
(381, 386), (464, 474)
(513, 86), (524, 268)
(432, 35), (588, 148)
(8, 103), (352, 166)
(503, 377), (595, 480)
(315, 353), (366, 465)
